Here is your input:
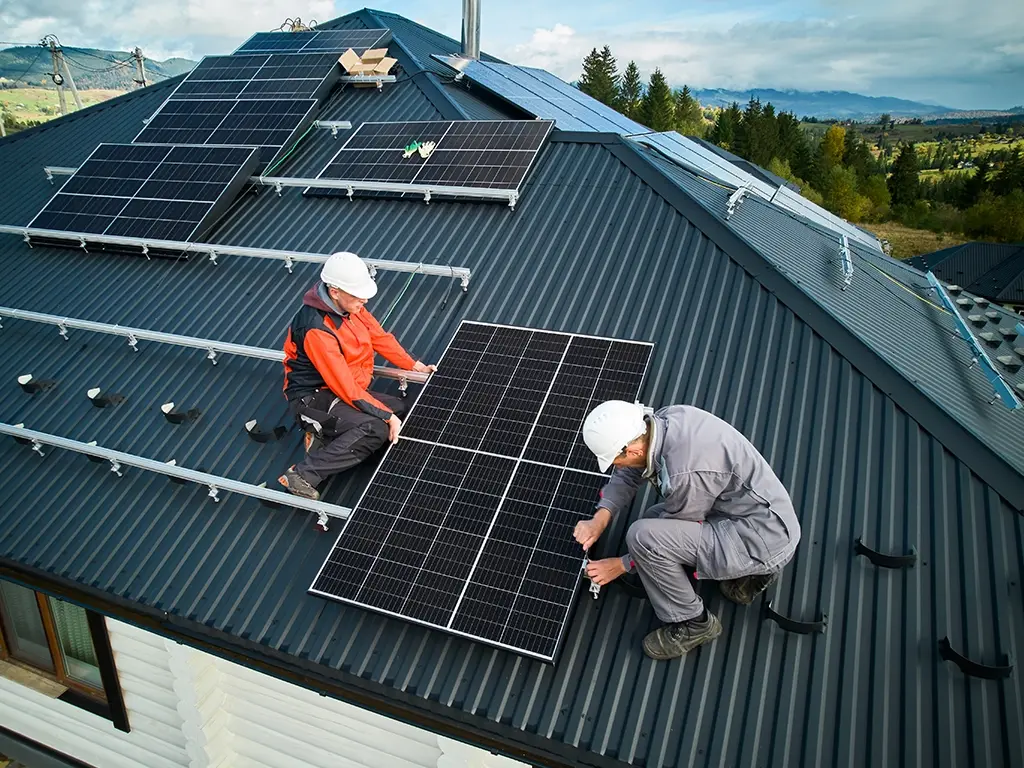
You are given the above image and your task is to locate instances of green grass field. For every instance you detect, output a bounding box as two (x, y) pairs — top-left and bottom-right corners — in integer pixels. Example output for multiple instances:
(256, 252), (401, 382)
(0, 87), (124, 124)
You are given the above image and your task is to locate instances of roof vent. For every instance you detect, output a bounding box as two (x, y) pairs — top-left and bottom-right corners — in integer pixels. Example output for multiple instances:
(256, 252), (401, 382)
(985, 310), (1001, 321)
(978, 332), (1002, 347)
(998, 327), (1018, 341)
(947, 284), (963, 295)
(968, 314), (987, 327)
(975, 297), (990, 308)
(997, 355), (1022, 373)
(956, 298), (974, 310)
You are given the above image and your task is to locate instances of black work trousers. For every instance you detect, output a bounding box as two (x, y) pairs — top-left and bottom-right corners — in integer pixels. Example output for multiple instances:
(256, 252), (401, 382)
(291, 389), (409, 485)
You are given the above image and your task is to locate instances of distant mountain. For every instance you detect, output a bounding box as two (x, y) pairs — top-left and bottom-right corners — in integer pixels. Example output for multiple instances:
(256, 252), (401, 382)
(0, 46), (195, 90)
(693, 88), (955, 121)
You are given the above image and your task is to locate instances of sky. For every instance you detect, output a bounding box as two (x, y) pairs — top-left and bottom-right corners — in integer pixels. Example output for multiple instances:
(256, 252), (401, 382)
(1, 0), (1021, 110)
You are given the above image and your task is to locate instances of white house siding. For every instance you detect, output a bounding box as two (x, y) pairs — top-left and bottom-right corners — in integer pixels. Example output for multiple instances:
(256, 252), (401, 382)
(1, 617), (529, 768)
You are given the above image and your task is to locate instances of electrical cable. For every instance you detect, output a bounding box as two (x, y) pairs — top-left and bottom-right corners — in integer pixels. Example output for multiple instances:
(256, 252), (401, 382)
(4, 47), (45, 85)
(380, 272), (417, 325)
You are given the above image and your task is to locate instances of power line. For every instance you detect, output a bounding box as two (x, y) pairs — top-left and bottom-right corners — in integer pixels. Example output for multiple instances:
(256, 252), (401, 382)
(4, 46), (45, 85)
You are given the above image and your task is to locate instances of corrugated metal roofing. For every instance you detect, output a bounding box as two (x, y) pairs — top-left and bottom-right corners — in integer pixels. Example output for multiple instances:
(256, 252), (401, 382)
(1, 11), (1022, 768)
(908, 242), (1024, 305)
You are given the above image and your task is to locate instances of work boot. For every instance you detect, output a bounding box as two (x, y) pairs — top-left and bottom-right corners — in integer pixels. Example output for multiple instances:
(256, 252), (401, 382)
(642, 611), (722, 660)
(719, 572), (778, 605)
(278, 465), (320, 501)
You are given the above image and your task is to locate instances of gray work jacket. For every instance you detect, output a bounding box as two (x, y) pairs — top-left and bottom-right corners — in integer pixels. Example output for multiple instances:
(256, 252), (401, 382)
(599, 405), (801, 580)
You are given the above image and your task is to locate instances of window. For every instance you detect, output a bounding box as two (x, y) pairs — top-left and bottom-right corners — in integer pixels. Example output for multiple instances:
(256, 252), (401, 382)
(0, 579), (129, 731)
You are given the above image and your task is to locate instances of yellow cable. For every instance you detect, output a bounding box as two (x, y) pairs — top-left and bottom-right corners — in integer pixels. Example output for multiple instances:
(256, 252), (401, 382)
(869, 264), (949, 314)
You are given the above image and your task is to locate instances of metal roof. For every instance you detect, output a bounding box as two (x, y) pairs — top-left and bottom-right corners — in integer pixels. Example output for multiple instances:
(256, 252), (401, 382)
(0, 10), (1022, 768)
(908, 242), (1024, 305)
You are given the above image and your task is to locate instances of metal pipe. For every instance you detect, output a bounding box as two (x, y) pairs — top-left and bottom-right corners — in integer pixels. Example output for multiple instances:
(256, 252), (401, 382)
(461, 0), (481, 59)
(0, 305), (430, 386)
(0, 422), (353, 524)
(0, 224), (472, 287)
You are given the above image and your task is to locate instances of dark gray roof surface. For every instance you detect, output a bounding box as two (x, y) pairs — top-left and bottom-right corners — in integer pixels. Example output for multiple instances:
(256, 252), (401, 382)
(1, 10), (1022, 768)
(908, 242), (1024, 305)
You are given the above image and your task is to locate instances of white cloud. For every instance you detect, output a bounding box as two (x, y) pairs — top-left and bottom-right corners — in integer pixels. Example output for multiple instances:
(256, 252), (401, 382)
(0, 0), (336, 60)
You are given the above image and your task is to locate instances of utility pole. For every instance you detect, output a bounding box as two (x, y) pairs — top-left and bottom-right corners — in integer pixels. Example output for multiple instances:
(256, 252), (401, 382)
(60, 51), (83, 110)
(132, 47), (146, 88)
(45, 38), (68, 116)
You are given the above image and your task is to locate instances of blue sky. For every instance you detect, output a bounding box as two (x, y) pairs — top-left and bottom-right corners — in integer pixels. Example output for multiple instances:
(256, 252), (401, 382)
(2, 0), (1021, 109)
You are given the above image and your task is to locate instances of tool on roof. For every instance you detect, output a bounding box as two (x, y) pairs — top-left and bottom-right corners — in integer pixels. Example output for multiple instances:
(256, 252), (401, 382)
(854, 537), (918, 569)
(245, 419), (288, 443)
(762, 597), (827, 635)
(939, 637), (1014, 680)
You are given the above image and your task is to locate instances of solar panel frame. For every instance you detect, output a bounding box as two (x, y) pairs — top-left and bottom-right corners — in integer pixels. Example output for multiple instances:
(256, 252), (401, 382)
(304, 120), (554, 201)
(234, 29), (391, 55)
(309, 321), (653, 662)
(165, 53), (342, 103)
(26, 143), (260, 244)
(134, 98), (319, 166)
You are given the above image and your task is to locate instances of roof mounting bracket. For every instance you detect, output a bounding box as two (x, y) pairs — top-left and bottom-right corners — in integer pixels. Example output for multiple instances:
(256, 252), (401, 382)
(78, 237), (88, 251)
(141, 243), (150, 260)
(939, 637), (1014, 680)
(44, 168), (54, 184)
(208, 251), (218, 265)
(208, 485), (220, 502)
(763, 598), (827, 634)
(206, 348), (218, 365)
(726, 185), (750, 219)
(22, 231), (31, 247)
(854, 537), (917, 569)
(423, 189), (431, 204)
(109, 459), (123, 477)
(127, 333), (139, 351)
(508, 191), (519, 210)
(283, 255), (294, 274)
(57, 320), (68, 340)
(926, 271), (1022, 410)
(245, 420), (287, 443)
(838, 235), (854, 290)
(30, 439), (45, 457)
(273, 180), (283, 196)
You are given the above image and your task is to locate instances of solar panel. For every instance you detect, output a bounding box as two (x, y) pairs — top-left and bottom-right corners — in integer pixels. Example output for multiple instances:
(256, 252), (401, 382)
(234, 29), (391, 55)
(134, 99), (318, 163)
(305, 120), (554, 202)
(168, 53), (341, 101)
(309, 322), (653, 661)
(433, 55), (647, 134)
(27, 143), (258, 242)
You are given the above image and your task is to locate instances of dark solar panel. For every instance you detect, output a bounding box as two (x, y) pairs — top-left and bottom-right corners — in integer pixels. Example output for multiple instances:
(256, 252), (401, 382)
(234, 29), (391, 55)
(134, 99), (318, 161)
(306, 120), (554, 200)
(27, 144), (258, 242)
(168, 53), (341, 102)
(309, 321), (652, 661)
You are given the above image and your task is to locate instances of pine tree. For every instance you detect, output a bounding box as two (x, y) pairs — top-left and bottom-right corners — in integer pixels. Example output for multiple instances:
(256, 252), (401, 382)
(618, 61), (643, 121)
(842, 130), (875, 181)
(961, 155), (990, 207)
(641, 68), (674, 132)
(673, 85), (705, 136)
(577, 47), (618, 107)
(887, 144), (921, 207)
(733, 97), (762, 159)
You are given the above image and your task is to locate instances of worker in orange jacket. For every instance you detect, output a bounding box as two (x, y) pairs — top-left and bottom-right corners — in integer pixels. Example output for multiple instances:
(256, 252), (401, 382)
(279, 251), (435, 500)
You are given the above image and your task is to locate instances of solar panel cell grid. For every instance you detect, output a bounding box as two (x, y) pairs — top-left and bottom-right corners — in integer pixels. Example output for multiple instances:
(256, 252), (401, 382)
(234, 29), (390, 55)
(310, 322), (652, 661)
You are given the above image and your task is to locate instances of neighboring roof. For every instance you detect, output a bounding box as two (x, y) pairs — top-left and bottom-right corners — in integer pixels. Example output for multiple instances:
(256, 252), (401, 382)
(1, 10), (1022, 768)
(908, 241), (1024, 305)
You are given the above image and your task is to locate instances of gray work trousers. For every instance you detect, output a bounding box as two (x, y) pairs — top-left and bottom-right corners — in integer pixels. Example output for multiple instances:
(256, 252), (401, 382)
(291, 389), (409, 485)
(625, 504), (788, 623)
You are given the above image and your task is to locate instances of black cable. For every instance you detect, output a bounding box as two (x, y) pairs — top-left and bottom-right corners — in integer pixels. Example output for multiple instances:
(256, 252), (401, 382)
(5, 46), (45, 85)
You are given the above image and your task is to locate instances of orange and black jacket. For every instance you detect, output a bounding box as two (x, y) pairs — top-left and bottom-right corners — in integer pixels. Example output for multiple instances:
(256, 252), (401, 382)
(282, 282), (416, 419)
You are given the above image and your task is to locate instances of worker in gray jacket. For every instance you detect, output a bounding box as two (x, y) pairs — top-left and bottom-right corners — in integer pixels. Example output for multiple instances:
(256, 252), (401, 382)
(574, 401), (801, 660)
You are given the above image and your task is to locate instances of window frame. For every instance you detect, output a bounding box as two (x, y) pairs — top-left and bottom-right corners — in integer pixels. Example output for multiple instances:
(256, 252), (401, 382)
(0, 581), (130, 732)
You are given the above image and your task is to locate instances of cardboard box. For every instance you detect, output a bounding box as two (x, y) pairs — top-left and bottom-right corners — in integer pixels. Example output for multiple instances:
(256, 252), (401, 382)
(372, 57), (397, 75)
(361, 48), (388, 63)
(338, 49), (361, 73)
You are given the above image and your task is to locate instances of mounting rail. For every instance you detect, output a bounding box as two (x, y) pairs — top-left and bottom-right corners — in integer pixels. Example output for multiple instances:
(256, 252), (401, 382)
(0, 306), (430, 391)
(838, 235), (854, 290)
(0, 223), (471, 289)
(264, 174), (519, 208)
(0, 422), (352, 530)
(926, 272), (1022, 409)
(313, 120), (352, 137)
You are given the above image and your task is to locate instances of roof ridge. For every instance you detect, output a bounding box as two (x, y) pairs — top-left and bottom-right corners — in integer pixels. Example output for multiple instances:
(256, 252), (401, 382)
(613, 136), (1024, 509)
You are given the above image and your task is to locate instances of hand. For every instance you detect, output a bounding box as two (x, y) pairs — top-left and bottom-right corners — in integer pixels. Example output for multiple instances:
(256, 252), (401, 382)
(386, 413), (402, 444)
(412, 361), (437, 374)
(573, 509), (611, 551)
(585, 557), (626, 586)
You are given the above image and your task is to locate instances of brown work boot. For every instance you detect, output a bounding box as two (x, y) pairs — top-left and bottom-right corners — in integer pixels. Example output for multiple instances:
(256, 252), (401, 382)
(278, 466), (320, 500)
(642, 611), (722, 660)
(719, 572), (778, 605)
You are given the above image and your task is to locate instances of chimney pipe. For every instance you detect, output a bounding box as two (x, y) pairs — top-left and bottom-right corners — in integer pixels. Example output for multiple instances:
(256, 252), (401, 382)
(461, 0), (481, 59)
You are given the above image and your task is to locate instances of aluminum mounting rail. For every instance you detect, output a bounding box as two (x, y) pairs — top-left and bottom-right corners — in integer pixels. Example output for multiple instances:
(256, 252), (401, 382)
(255, 174), (519, 208)
(338, 74), (396, 89)
(838, 235), (854, 290)
(0, 306), (430, 391)
(313, 120), (352, 137)
(0, 422), (352, 530)
(0, 223), (472, 289)
(926, 271), (1022, 409)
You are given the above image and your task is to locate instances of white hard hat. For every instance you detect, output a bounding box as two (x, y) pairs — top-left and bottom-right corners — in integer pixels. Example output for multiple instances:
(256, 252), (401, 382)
(582, 400), (648, 473)
(320, 251), (377, 299)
